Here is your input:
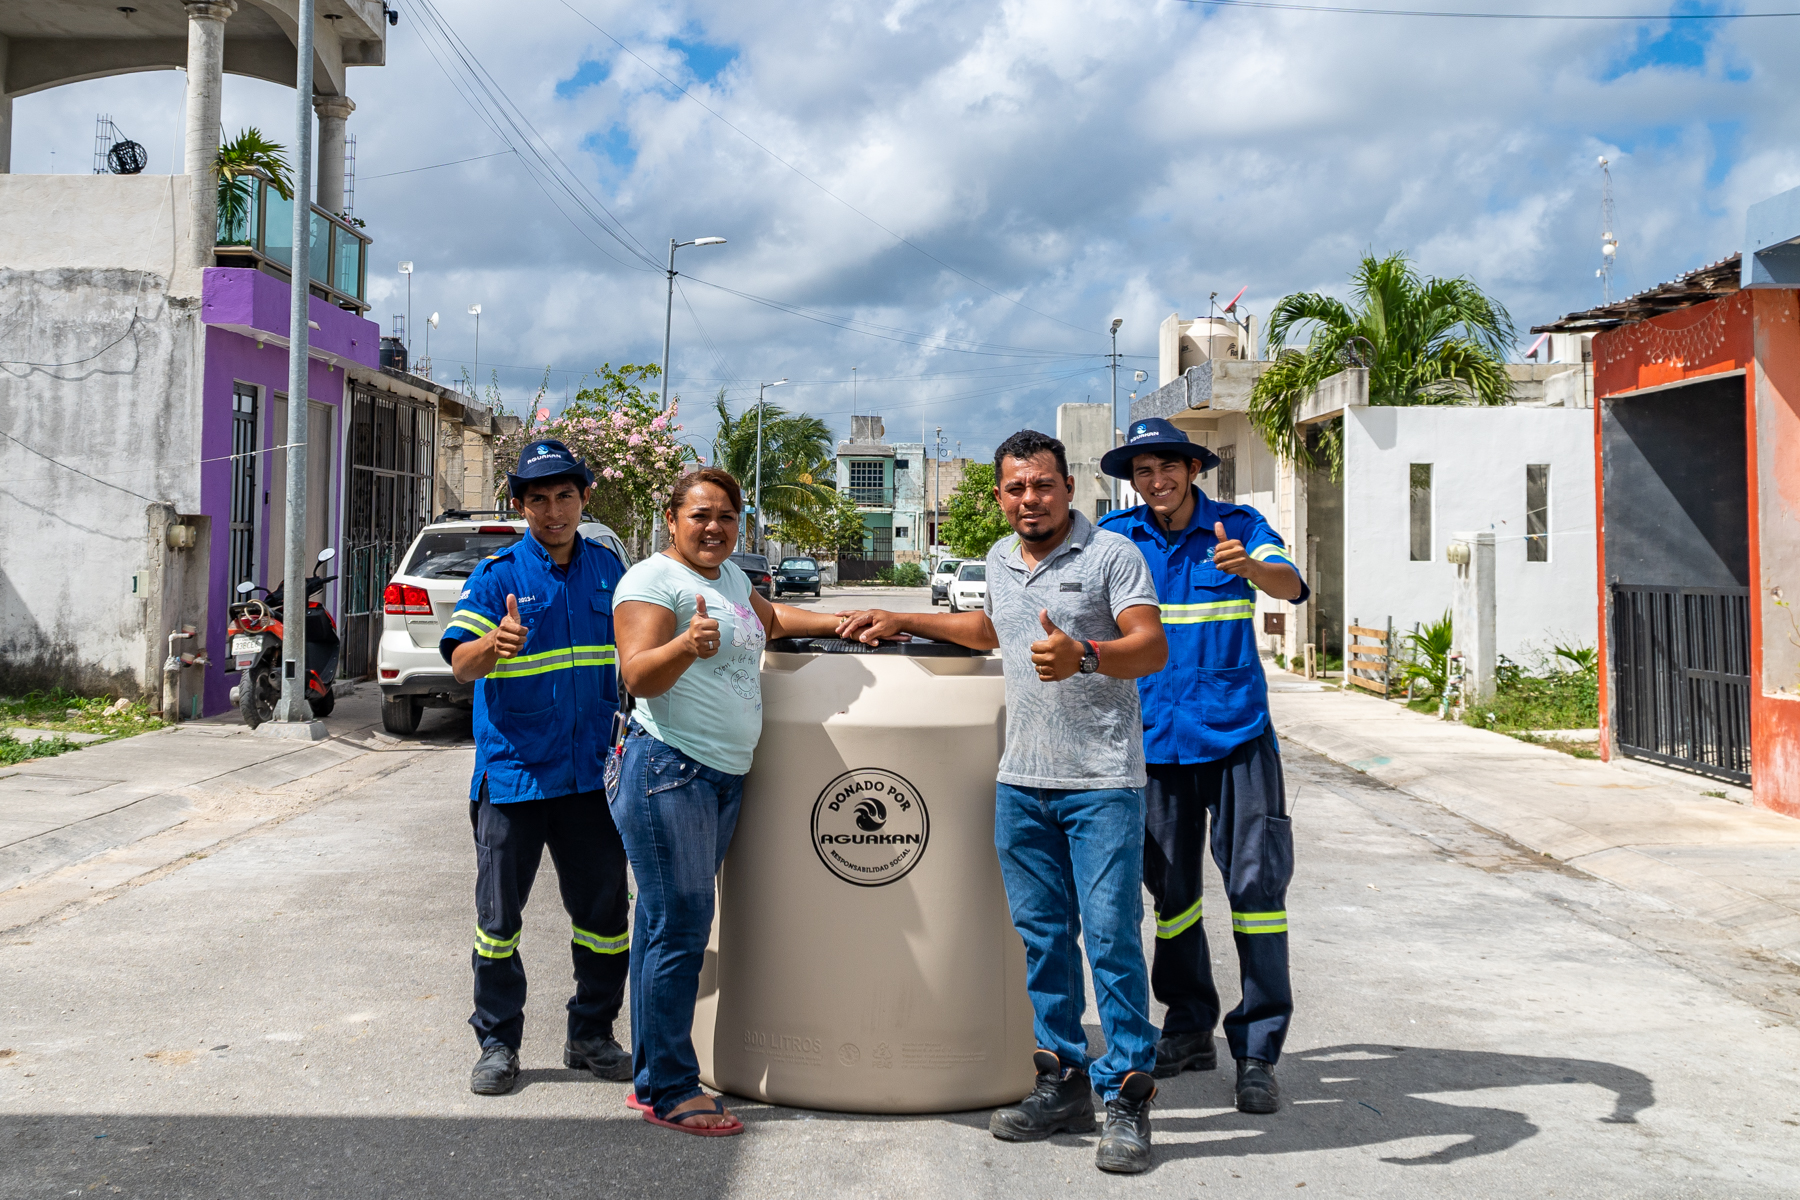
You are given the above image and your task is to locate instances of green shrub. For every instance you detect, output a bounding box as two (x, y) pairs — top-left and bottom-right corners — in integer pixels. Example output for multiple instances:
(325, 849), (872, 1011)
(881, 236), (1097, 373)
(1466, 667), (1598, 732)
(877, 562), (929, 587)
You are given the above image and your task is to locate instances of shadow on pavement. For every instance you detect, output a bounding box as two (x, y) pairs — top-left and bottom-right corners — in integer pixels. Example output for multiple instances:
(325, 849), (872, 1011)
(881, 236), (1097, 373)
(2, 1109), (746, 1198)
(1150, 1041), (1652, 1167)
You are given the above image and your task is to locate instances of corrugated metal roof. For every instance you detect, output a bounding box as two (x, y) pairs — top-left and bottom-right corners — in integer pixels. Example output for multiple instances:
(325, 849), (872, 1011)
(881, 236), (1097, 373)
(1530, 254), (1741, 334)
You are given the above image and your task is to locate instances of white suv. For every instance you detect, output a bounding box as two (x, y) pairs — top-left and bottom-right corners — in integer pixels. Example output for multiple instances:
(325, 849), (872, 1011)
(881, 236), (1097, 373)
(948, 560), (987, 613)
(376, 512), (629, 735)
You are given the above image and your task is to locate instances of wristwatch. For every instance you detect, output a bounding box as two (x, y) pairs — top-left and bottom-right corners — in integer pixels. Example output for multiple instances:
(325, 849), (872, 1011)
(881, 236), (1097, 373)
(1078, 640), (1100, 675)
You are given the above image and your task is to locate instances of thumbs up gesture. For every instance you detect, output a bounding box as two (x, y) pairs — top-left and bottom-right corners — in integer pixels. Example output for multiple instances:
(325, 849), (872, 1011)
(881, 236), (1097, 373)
(494, 594), (529, 658)
(1030, 608), (1083, 682)
(1211, 520), (1252, 578)
(686, 594), (722, 660)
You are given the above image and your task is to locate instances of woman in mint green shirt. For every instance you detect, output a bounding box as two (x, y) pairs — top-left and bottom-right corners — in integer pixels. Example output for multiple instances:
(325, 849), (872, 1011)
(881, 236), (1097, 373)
(611, 467), (841, 1135)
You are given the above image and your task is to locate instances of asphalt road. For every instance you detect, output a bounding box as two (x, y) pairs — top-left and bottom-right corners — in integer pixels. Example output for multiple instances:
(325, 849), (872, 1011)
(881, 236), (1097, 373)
(3, 588), (1798, 1197)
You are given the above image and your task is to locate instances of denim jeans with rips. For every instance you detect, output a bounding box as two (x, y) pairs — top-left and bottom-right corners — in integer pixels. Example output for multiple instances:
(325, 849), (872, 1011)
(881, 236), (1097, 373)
(994, 782), (1157, 1100)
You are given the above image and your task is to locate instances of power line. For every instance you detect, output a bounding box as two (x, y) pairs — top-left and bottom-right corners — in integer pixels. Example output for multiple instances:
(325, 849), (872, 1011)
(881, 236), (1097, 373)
(359, 149), (516, 181)
(1176, 0), (1800, 17)
(555, 0), (1102, 339)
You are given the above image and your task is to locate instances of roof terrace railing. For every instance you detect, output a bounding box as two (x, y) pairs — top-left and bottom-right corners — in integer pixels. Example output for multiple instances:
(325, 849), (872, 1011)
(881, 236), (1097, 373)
(215, 172), (370, 313)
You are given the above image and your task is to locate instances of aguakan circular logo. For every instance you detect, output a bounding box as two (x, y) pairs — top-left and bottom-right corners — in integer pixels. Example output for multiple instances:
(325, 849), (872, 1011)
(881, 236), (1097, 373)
(811, 768), (930, 887)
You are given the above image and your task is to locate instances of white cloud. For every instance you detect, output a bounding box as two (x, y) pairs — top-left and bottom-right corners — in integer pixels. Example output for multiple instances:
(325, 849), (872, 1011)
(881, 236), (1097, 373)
(11, 0), (1799, 460)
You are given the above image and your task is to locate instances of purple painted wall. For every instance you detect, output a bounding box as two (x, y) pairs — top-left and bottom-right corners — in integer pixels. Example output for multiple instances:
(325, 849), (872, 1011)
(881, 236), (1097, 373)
(197, 268), (380, 716)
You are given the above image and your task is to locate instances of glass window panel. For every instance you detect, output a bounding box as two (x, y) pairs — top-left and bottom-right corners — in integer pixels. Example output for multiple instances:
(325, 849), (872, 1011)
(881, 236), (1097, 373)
(263, 187), (295, 263)
(1526, 464), (1550, 562)
(337, 229), (363, 300)
(216, 175), (259, 246)
(1215, 444), (1237, 501)
(1409, 463), (1433, 562)
(309, 209), (331, 285)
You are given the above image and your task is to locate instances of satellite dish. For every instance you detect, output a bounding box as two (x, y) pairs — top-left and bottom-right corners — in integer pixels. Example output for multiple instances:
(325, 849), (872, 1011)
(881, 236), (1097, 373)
(428, 312), (440, 328)
(107, 140), (147, 175)
(1221, 285), (1248, 315)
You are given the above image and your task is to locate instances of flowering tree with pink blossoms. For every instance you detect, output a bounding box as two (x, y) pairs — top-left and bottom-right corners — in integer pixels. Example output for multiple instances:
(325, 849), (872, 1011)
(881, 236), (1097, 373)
(494, 364), (698, 554)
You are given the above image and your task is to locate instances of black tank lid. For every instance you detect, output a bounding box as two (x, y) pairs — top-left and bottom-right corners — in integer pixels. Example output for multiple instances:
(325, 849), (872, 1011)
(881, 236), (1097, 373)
(765, 637), (987, 658)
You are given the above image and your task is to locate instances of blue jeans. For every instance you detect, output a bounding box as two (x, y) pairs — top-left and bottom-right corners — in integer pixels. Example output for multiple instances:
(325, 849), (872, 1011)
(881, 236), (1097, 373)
(995, 783), (1157, 1099)
(609, 726), (744, 1119)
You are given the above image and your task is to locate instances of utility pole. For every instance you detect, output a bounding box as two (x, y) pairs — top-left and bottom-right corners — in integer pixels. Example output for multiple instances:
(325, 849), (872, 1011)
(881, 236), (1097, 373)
(1108, 318), (1122, 509)
(659, 236), (727, 410)
(933, 426), (943, 559)
(398, 260), (412, 350)
(270, 0), (317, 733)
(468, 304), (482, 398)
(754, 379), (788, 555)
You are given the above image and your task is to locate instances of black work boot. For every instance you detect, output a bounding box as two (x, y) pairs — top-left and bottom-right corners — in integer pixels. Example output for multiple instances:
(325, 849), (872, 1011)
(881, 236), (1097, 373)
(989, 1050), (1098, 1141)
(564, 1035), (632, 1082)
(1152, 1029), (1218, 1078)
(1235, 1057), (1280, 1114)
(1095, 1071), (1157, 1174)
(470, 1043), (520, 1095)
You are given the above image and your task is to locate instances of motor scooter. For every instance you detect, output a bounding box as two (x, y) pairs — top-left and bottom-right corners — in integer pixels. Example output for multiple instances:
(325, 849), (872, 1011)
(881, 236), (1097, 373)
(227, 548), (340, 728)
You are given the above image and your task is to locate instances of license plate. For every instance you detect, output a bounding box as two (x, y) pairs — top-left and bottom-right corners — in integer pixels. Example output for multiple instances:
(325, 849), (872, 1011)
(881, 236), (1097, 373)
(232, 636), (261, 655)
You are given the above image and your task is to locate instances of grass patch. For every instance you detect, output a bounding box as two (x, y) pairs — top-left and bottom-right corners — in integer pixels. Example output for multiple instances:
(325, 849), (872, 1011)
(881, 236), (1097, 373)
(0, 687), (164, 747)
(1465, 667), (1597, 733)
(0, 732), (82, 766)
(1510, 733), (1600, 760)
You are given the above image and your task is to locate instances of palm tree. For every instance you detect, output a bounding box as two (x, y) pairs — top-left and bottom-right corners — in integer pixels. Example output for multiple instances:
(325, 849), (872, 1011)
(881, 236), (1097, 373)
(711, 391), (837, 547)
(215, 128), (294, 245)
(1247, 252), (1514, 476)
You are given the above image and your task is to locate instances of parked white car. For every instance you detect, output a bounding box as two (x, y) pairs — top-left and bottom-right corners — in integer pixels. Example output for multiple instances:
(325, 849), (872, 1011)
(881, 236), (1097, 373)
(947, 561), (987, 613)
(376, 513), (629, 735)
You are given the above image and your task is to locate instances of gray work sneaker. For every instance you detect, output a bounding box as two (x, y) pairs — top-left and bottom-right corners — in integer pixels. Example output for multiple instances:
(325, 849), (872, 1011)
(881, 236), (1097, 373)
(1235, 1057), (1280, 1113)
(470, 1043), (520, 1095)
(564, 1035), (632, 1081)
(1095, 1071), (1157, 1174)
(1152, 1029), (1218, 1078)
(989, 1050), (1098, 1141)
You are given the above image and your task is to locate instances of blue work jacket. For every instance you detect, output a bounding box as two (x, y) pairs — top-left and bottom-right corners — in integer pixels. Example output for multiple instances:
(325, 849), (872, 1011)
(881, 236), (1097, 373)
(1101, 489), (1309, 764)
(439, 532), (624, 802)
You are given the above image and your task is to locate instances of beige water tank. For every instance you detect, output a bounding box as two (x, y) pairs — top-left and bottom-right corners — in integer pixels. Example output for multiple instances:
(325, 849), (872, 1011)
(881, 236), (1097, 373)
(692, 637), (1035, 1113)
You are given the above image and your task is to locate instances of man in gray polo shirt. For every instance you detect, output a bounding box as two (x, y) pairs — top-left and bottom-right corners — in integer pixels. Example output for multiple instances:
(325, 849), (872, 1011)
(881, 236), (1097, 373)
(836, 429), (1168, 1175)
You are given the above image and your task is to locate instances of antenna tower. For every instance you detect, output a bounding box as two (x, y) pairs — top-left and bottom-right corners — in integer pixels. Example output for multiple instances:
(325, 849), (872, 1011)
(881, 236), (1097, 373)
(1598, 156), (1619, 304)
(343, 133), (358, 219)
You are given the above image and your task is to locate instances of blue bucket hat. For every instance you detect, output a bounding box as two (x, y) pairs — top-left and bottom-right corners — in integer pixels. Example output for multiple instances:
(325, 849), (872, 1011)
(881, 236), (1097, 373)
(1100, 416), (1221, 479)
(507, 437), (596, 498)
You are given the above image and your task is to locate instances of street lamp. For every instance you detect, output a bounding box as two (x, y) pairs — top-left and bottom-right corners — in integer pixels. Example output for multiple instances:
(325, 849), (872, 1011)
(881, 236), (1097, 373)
(468, 303), (481, 399)
(753, 378), (788, 555)
(660, 236), (728, 410)
(1109, 318), (1123, 505)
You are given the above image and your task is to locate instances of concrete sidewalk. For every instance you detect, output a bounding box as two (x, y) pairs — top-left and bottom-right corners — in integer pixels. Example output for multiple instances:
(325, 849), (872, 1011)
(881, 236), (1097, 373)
(0, 689), (467, 933)
(1267, 667), (1800, 968)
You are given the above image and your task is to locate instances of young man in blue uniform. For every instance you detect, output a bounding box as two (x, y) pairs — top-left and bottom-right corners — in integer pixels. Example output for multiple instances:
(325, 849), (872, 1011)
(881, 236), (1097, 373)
(439, 439), (632, 1096)
(1099, 417), (1309, 1115)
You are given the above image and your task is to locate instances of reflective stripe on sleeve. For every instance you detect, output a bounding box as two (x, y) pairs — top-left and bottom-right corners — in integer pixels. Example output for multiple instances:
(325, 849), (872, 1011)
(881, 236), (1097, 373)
(1250, 544), (1296, 566)
(1230, 910), (1288, 935)
(571, 924), (629, 955)
(489, 645), (618, 679)
(1160, 600), (1256, 624)
(474, 924), (522, 959)
(1155, 897), (1204, 939)
(447, 609), (498, 638)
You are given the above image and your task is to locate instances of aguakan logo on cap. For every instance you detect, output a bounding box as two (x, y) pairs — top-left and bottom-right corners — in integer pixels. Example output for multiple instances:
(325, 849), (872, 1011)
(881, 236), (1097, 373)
(537, 444), (550, 454)
(1134, 423), (1149, 435)
(811, 767), (929, 887)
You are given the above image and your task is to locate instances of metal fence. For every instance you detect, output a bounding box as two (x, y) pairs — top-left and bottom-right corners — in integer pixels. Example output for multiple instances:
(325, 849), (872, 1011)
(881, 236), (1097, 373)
(1610, 584), (1751, 783)
(835, 552), (895, 582)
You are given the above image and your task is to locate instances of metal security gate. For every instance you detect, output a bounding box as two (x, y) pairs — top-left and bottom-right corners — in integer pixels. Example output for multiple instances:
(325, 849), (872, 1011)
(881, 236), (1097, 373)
(341, 385), (434, 679)
(228, 382), (259, 587)
(1611, 584), (1751, 783)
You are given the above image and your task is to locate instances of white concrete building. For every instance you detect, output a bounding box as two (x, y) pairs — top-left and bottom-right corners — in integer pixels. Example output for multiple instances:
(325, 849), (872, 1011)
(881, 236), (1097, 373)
(1340, 405), (1597, 663)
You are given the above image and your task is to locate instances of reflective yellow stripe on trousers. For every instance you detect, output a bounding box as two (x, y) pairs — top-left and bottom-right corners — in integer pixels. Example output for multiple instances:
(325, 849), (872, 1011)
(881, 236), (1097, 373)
(474, 924), (521, 959)
(1155, 897), (1204, 939)
(1231, 910), (1288, 935)
(1160, 600), (1255, 624)
(571, 924), (629, 955)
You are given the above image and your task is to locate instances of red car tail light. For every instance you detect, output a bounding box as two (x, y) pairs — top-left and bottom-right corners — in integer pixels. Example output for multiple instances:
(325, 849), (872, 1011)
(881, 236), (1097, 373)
(383, 582), (433, 615)
(478, 524), (516, 534)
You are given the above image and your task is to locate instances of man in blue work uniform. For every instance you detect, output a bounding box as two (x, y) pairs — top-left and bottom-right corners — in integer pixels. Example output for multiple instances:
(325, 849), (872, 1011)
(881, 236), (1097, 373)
(1099, 417), (1309, 1115)
(440, 439), (632, 1096)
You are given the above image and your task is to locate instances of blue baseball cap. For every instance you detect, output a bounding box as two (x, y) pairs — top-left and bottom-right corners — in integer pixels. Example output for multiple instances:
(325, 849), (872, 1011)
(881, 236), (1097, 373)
(507, 438), (595, 498)
(1100, 416), (1221, 479)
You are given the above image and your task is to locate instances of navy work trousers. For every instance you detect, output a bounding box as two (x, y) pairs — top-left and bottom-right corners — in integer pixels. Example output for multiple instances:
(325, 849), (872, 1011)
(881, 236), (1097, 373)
(469, 784), (631, 1052)
(1143, 725), (1295, 1065)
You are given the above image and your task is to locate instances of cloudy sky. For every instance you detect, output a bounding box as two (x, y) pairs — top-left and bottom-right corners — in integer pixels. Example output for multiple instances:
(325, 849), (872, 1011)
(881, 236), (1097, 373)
(15, 0), (1797, 461)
